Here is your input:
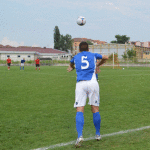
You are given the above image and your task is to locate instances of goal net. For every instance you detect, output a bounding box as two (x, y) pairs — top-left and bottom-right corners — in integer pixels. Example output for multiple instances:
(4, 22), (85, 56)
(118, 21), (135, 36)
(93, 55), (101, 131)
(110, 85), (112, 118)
(89, 49), (121, 69)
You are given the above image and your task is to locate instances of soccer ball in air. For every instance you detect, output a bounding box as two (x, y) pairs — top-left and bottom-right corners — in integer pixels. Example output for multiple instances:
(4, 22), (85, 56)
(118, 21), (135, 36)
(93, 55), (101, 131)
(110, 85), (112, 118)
(77, 16), (86, 26)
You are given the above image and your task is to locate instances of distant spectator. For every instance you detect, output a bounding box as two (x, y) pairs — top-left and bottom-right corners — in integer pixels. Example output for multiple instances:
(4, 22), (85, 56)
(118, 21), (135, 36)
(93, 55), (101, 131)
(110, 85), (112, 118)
(20, 58), (25, 70)
(7, 56), (11, 70)
(35, 57), (40, 71)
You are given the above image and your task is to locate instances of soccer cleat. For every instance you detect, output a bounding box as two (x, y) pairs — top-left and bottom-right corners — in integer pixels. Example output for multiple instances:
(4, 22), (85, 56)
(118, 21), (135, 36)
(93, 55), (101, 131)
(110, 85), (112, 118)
(75, 136), (84, 148)
(95, 135), (102, 141)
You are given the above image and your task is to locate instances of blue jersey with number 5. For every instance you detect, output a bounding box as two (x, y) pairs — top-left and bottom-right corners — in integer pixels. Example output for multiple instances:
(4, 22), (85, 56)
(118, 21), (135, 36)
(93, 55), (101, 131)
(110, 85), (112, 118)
(70, 51), (102, 82)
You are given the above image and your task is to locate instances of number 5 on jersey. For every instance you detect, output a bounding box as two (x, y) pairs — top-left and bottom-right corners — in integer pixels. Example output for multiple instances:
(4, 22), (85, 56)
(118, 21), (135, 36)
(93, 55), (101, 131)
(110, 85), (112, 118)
(81, 56), (89, 69)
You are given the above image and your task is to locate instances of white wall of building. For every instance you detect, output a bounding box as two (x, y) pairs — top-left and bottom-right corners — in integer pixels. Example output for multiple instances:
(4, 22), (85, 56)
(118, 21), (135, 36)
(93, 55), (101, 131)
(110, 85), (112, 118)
(143, 42), (149, 47)
(0, 51), (72, 61)
(0, 52), (36, 61)
(40, 53), (72, 60)
(135, 41), (141, 46)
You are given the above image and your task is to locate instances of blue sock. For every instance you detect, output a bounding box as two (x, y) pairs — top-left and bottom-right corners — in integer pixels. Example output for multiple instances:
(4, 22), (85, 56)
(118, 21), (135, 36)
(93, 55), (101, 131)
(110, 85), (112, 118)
(23, 67), (24, 70)
(93, 112), (101, 135)
(76, 112), (84, 138)
(20, 67), (21, 70)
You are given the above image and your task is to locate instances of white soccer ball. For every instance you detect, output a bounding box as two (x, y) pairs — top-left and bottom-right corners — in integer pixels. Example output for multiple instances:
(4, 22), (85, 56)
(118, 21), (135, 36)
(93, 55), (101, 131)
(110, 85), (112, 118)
(77, 16), (86, 26)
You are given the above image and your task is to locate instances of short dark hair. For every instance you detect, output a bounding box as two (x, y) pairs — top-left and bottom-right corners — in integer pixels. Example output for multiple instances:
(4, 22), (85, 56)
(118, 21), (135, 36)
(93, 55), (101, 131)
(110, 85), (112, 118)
(79, 42), (88, 52)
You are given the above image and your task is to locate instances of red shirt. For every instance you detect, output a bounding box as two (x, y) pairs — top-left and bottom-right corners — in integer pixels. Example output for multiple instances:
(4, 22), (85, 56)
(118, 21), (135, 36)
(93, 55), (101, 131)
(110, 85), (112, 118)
(7, 58), (11, 64)
(35, 59), (40, 64)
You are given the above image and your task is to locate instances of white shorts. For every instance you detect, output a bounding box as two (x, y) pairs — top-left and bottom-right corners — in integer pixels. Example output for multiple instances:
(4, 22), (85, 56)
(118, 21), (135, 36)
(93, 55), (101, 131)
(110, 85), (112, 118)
(21, 63), (24, 66)
(74, 80), (100, 108)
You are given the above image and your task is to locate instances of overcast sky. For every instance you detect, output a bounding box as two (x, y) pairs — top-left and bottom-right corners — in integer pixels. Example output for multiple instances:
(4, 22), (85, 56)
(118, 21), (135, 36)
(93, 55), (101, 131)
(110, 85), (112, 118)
(0, 0), (150, 48)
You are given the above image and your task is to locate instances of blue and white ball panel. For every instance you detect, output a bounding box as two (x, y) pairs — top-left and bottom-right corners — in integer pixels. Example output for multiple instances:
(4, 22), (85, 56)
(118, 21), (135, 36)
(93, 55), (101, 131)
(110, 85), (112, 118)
(74, 80), (100, 108)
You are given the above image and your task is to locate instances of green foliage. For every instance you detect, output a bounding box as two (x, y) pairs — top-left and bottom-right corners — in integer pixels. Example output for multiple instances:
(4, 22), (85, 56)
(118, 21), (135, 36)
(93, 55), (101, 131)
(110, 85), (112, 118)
(110, 40), (117, 43)
(109, 53), (118, 61)
(26, 60), (34, 64)
(0, 60), (70, 65)
(54, 26), (73, 51)
(53, 60), (70, 64)
(122, 48), (136, 60)
(86, 40), (93, 45)
(127, 48), (136, 58)
(54, 26), (61, 49)
(59, 34), (73, 52)
(40, 60), (53, 65)
(111, 35), (130, 44)
(11, 60), (20, 64)
(122, 53), (128, 59)
(0, 60), (6, 64)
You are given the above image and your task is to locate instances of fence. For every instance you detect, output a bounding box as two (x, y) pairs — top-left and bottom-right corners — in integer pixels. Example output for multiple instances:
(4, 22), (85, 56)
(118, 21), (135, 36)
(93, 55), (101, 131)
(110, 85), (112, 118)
(89, 44), (150, 68)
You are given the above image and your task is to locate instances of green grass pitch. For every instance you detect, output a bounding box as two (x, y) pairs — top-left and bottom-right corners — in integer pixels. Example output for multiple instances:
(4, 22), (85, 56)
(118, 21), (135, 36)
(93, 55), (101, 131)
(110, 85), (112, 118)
(0, 66), (150, 150)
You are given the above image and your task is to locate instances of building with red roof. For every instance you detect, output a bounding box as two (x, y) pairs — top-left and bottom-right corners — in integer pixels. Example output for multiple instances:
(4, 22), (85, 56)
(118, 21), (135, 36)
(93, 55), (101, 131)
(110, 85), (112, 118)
(73, 38), (107, 54)
(0, 45), (72, 61)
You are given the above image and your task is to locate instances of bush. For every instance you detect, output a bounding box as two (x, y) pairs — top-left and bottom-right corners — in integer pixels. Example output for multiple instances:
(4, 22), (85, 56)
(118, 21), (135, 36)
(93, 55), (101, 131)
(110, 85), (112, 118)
(109, 53), (118, 62)
(0, 59), (70, 65)
(0, 60), (6, 64)
(11, 61), (20, 64)
(26, 60), (34, 64)
(122, 48), (136, 61)
(53, 60), (70, 64)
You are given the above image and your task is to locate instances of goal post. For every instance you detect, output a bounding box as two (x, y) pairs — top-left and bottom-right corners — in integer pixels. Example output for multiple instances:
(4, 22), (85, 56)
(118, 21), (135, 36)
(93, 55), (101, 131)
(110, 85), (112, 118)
(89, 45), (121, 69)
(88, 50), (119, 69)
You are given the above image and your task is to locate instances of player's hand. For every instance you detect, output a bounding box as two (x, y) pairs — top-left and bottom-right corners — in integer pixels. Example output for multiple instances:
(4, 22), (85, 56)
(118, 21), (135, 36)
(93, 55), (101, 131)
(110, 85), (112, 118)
(95, 66), (101, 74)
(67, 66), (74, 72)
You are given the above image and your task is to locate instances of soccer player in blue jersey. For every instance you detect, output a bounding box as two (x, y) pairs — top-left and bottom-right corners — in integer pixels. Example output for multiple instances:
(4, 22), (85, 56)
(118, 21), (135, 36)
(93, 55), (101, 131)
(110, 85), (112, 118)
(20, 58), (25, 70)
(67, 42), (108, 148)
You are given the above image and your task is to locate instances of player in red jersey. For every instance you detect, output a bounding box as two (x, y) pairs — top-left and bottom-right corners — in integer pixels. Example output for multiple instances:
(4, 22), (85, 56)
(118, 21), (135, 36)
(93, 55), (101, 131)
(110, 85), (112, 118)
(35, 57), (40, 71)
(7, 57), (11, 70)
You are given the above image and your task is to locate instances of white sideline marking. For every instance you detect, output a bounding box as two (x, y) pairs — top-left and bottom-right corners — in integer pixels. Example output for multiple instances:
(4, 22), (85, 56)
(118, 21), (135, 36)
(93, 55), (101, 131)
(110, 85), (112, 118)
(32, 125), (150, 150)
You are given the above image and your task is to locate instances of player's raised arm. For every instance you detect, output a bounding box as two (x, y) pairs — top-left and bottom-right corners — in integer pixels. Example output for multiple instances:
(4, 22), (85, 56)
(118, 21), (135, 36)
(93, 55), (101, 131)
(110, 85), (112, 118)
(67, 55), (75, 72)
(97, 55), (108, 67)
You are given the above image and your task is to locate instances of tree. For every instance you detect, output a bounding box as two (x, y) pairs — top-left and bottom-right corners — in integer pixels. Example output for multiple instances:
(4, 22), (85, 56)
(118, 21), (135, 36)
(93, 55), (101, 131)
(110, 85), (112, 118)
(53, 26), (73, 51)
(59, 35), (65, 51)
(111, 35), (130, 44)
(86, 40), (93, 45)
(110, 40), (117, 43)
(59, 34), (73, 52)
(64, 34), (73, 51)
(54, 26), (60, 49)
